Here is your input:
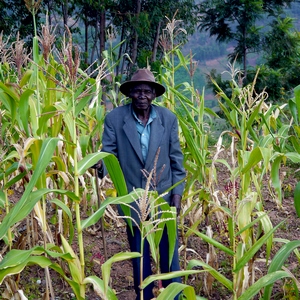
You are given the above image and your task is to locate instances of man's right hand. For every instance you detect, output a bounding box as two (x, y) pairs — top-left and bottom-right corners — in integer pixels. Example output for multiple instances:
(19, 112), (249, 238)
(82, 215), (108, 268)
(91, 160), (102, 169)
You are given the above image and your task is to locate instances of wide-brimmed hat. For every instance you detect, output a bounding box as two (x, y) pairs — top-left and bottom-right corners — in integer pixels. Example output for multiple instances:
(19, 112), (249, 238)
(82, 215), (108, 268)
(120, 69), (165, 97)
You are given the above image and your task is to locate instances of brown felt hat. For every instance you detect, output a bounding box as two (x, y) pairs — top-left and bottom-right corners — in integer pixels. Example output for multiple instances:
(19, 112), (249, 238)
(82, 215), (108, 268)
(120, 69), (165, 97)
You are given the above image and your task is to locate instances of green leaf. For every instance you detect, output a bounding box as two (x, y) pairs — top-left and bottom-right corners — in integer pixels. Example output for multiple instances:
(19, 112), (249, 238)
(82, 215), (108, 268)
(0, 82), (19, 102)
(294, 85), (300, 122)
(4, 189), (78, 228)
(78, 151), (128, 200)
(29, 96), (39, 135)
(255, 212), (273, 262)
(263, 240), (300, 299)
(289, 98), (298, 126)
(4, 171), (28, 190)
(19, 89), (34, 136)
(271, 156), (282, 204)
(235, 212), (267, 237)
(32, 36), (39, 64)
(81, 189), (144, 229)
(83, 276), (117, 300)
(50, 198), (75, 242)
(156, 282), (198, 300)
(49, 262), (83, 300)
(241, 147), (263, 174)
(185, 226), (234, 256)
(238, 271), (293, 300)
(60, 235), (82, 284)
(79, 135), (90, 157)
(294, 182), (300, 217)
(37, 105), (57, 136)
(186, 260), (233, 291)
(75, 79), (95, 116)
(54, 102), (75, 142)
(234, 221), (283, 272)
(142, 269), (205, 289)
(285, 152), (300, 163)
(19, 69), (33, 88)
(0, 247), (53, 284)
(0, 190), (5, 208)
(102, 252), (141, 295)
(0, 138), (59, 240)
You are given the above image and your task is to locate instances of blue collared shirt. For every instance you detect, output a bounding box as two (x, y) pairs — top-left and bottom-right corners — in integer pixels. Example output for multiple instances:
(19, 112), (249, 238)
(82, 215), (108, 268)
(132, 107), (157, 163)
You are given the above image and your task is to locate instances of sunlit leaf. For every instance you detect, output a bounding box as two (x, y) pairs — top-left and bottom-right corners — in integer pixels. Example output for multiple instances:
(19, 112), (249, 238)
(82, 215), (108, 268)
(83, 276), (117, 300)
(186, 260), (233, 291)
(0, 138), (59, 239)
(102, 252), (141, 295)
(156, 282), (198, 300)
(239, 271), (293, 300)
(263, 240), (300, 299)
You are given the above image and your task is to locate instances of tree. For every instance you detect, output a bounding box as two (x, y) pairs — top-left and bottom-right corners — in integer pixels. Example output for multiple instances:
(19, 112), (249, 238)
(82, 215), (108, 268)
(263, 16), (300, 69)
(198, 0), (296, 77)
(0, 0), (37, 41)
(247, 17), (300, 100)
(111, 0), (198, 75)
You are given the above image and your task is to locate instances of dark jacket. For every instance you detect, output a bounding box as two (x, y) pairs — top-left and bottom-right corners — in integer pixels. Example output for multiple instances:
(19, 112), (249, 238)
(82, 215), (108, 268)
(101, 103), (185, 222)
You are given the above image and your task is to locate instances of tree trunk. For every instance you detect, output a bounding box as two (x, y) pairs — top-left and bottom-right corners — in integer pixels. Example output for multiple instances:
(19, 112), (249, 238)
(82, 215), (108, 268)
(243, 26), (247, 79)
(151, 21), (162, 62)
(91, 12), (99, 64)
(116, 25), (126, 78)
(84, 17), (88, 66)
(62, 0), (68, 27)
(130, 0), (141, 68)
(99, 9), (106, 62)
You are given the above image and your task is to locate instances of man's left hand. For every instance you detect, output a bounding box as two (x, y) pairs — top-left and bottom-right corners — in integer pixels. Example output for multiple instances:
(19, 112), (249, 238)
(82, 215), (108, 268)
(171, 194), (182, 216)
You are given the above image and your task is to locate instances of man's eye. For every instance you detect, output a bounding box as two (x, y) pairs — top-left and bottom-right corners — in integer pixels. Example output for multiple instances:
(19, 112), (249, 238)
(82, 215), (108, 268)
(133, 89), (153, 95)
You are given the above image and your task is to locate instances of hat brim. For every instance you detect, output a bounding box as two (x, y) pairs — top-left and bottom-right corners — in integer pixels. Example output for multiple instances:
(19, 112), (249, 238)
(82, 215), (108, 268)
(120, 81), (165, 97)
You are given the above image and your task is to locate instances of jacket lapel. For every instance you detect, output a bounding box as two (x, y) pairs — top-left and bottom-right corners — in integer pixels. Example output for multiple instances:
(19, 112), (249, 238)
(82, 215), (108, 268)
(145, 112), (164, 170)
(123, 106), (144, 164)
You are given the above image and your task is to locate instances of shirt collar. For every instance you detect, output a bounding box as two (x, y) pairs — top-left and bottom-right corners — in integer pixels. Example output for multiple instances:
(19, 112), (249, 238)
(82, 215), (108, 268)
(132, 105), (157, 125)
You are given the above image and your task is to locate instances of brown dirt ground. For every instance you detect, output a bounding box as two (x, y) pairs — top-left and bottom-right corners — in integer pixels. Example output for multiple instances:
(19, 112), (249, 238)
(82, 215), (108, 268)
(1, 162), (300, 300)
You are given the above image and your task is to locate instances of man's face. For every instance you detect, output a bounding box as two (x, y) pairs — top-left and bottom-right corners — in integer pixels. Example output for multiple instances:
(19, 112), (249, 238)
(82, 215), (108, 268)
(129, 83), (156, 111)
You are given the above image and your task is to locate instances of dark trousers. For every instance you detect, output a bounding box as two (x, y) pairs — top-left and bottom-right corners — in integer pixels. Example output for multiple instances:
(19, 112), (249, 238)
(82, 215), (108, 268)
(127, 225), (181, 300)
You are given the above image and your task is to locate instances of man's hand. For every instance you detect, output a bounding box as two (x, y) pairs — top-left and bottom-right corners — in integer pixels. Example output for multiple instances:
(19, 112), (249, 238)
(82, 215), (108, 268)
(171, 194), (182, 216)
(91, 160), (102, 170)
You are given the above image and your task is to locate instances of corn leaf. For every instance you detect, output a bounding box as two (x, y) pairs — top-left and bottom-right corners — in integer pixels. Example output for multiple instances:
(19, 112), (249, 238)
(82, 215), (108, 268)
(19, 89), (34, 136)
(102, 252), (141, 295)
(156, 282), (200, 300)
(294, 182), (300, 217)
(83, 276), (117, 300)
(255, 211), (273, 262)
(60, 235), (82, 284)
(50, 198), (75, 242)
(0, 190), (5, 208)
(263, 240), (300, 299)
(81, 189), (144, 229)
(238, 271), (293, 300)
(37, 105), (57, 136)
(185, 226), (234, 256)
(241, 147), (263, 174)
(271, 156), (282, 203)
(19, 69), (33, 88)
(186, 259), (233, 291)
(0, 248), (52, 284)
(0, 138), (59, 240)
(234, 221), (283, 272)
(141, 269), (205, 289)
(294, 84), (300, 121)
